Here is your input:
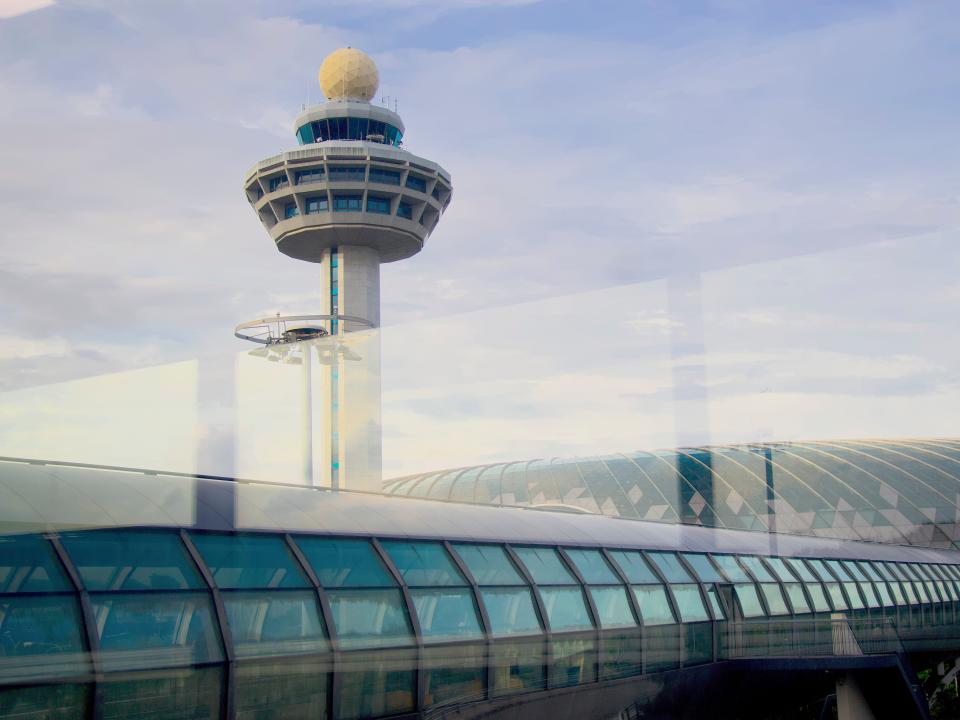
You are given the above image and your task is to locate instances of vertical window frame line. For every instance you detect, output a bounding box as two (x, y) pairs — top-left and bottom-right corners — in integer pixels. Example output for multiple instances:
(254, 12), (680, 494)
(45, 532), (103, 711)
(555, 546), (601, 685)
(443, 540), (493, 701)
(284, 533), (338, 720)
(600, 547), (648, 672)
(503, 544), (551, 691)
(370, 537), (424, 712)
(178, 528), (234, 720)
(638, 550), (683, 667)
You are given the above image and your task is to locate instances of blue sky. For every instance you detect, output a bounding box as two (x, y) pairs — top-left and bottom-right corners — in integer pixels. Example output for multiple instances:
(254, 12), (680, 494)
(0, 0), (958, 390)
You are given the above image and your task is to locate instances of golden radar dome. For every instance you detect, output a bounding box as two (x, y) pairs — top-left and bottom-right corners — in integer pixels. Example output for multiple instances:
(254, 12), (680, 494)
(319, 47), (380, 102)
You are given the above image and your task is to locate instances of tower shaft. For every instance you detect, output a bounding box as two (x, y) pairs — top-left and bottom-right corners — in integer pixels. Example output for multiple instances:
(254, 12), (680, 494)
(320, 245), (381, 333)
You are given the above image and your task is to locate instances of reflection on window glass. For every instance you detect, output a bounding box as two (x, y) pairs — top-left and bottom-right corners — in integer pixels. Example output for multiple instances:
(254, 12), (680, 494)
(764, 557), (796, 583)
(337, 650), (415, 720)
(539, 588), (592, 632)
(826, 583), (848, 610)
(807, 559), (833, 582)
(0, 596), (89, 682)
(452, 545), (524, 585)
(682, 554), (725, 583)
(295, 537), (394, 587)
(491, 639), (545, 695)
(632, 586), (675, 626)
(888, 582), (906, 606)
(512, 547), (575, 585)
(588, 586), (636, 628)
(100, 666), (223, 720)
(805, 583), (831, 612)
(564, 549), (619, 584)
(842, 561), (868, 582)
(734, 584), (765, 618)
(647, 552), (692, 583)
(62, 530), (202, 591)
(826, 561), (853, 582)
(190, 534), (307, 590)
(760, 583), (789, 616)
(327, 589), (413, 649)
(740, 557), (774, 582)
(842, 583), (864, 610)
(706, 587), (726, 619)
(0, 536), (70, 593)
(381, 541), (466, 586)
(858, 582), (880, 608)
(422, 643), (485, 707)
(235, 659), (329, 720)
(784, 584), (810, 614)
(713, 556), (750, 582)
(92, 592), (223, 672)
(551, 637), (595, 688)
(411, 589), (482, 642)
(785, 558), (817, 582)
(608, 551), (658, 584)
(223, 590), (327, 658)
(672, 584), (709, 622)
(480, 588), (542, 636)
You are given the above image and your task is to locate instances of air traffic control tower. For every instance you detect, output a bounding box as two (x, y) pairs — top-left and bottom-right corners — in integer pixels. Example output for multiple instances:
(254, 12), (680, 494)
(239, 48), (452, 491)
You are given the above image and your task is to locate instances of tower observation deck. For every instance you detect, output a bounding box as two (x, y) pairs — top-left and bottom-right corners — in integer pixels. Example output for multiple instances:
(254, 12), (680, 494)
(242, 47), (453, 332)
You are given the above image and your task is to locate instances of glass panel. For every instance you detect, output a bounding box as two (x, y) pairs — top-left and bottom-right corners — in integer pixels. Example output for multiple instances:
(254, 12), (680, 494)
(539, 587), (593, 631)
(235, 658), (330, 720)
(62, 530), (202, 591)
(295, 537), (394, 587)
(806, 583), (831, 612)
(764, 557), (796, 583)
(0, 596), (89, 683)
(903, 582), (919, 604)
(760, 583), (789, 616)
(452, 544), (524, 585)
(706, 587), (726, 619)
(327, 589), (413, 649)
(874, 582), (893, 607)
(807, 559), (833, 582)
(564, 548), (619, 584)
(785, 583), (811, 614)
(92, 592), (223, 672)
(826, 560), (853, 582)
(858, 561), (884, 583)
(588, 586), (636, 628)
(858, 582), (880, 608)
(740, 556), (774, 582)
(422, 643), (485, 707)
(550, 637), (595, 688)
(873, 561), (897, 581)
(0, 535), (70, 593)
(608, 550), (659, 584)
(0, 684), (90, 720)
(734, 584), (765, 618)
(381, 541), (466, 587)
(480, 588), (542, 636)
(826, 583), (848, 610)
(632, 585), (675, 625)
(337, 649), (415, 720)
(889, 582), (907, 605)
(223, 590), (327, 658)
(411, 588), (482, 642)
(601, 632), (643, 680)
(672, 584), (709, 622)
(100, 666), (222, 720)
(785, 558), (817, 582)
(491, 639), (545, 695)
(843, 582), (865, 609)
(682, 553), (725, 583)
(842, 561), (868, 582)
(190, 533), (307, 589)
(644, 552), (691, 583)
(713, 556), (750, 582)
(512, 547), (576, 584)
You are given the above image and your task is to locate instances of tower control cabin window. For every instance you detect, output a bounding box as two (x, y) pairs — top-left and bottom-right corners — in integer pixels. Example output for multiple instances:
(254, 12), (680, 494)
(333, 196), (362, 212)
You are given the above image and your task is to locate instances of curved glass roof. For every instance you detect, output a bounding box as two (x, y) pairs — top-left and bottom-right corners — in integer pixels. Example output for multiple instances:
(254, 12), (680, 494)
(383, 439), (960, 551)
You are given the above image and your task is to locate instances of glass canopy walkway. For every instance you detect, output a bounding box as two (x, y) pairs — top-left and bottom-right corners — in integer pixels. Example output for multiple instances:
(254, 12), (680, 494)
(2, 459), (960, 719)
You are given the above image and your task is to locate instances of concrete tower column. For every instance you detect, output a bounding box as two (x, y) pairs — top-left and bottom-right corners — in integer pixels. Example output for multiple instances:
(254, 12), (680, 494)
(836, 673), (877, 720)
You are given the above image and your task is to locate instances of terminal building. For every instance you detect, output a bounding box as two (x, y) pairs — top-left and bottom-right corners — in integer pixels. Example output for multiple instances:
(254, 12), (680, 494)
(2, 50), (959, 720)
